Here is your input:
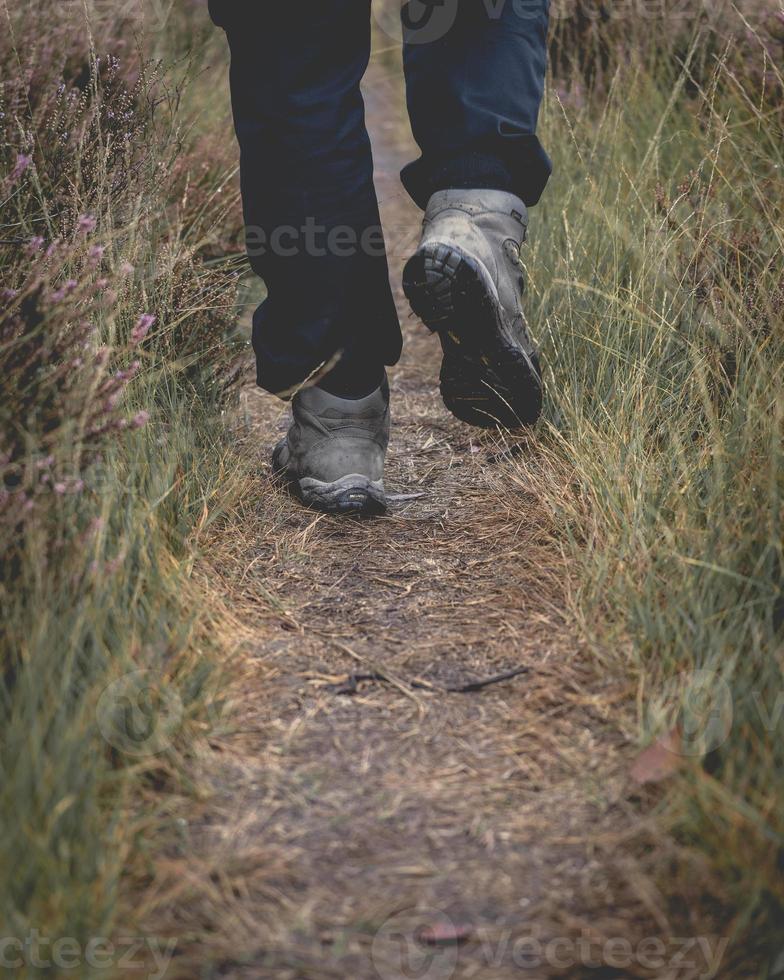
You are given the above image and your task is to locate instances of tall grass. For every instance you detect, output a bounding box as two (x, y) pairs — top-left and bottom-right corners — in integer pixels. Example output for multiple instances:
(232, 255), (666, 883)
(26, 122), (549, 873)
(0, 0), (243, 968)
(528, 7), (784, 966)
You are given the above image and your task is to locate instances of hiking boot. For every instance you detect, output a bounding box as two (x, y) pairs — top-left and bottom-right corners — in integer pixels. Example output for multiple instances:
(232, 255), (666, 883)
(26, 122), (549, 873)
(271, 380), (389, 515)
(402, 189), (542, 428)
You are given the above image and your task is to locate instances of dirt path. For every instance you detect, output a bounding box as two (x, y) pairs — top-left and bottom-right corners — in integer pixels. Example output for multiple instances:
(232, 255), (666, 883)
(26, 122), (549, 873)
(160, 50), (688, 980)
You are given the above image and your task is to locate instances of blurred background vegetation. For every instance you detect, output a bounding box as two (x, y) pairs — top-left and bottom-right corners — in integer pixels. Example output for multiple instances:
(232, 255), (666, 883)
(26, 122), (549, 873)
(1, 0), (782, 975)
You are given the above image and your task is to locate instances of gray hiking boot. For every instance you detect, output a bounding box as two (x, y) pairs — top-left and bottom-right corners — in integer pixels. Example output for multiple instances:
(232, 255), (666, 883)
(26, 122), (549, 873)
(402, 189), (542, 428)
(271, 380), (389, 516)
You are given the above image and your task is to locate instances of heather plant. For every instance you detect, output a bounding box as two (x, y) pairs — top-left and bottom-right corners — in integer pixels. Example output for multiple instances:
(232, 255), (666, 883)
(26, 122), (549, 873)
(1, 0), (243, 957)
(0, 244), (146, 563)
(0, 0), (242, 549)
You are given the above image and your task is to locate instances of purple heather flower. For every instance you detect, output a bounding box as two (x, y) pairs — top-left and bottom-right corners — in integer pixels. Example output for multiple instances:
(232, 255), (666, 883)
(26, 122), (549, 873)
(131, 314), (156, 345)
(105, 553), (126, 576)
(51, 279), (78, 302)
(10, 153), (32, 181)
(131, 410), (150, 429)
(77, 214), (97, 235)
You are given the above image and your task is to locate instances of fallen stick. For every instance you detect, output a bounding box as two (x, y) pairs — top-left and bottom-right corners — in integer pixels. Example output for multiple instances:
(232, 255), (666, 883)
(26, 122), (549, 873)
(443, 665), (530, 693)
(328, 665), (530, 696)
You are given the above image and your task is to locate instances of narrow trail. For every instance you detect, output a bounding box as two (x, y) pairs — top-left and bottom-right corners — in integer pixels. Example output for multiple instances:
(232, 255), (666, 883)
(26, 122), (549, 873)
(173, 50), (671, 980)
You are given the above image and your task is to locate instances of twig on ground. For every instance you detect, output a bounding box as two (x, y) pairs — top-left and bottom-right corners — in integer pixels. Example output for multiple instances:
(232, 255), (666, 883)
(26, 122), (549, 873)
(326, 665), (530, 696)
(443, 665), (530, 693)
(320, 636), (426, 711)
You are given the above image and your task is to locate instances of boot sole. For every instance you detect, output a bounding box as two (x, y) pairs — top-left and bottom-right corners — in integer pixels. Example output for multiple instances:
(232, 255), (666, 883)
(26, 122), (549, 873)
(298, 475), (387, 516)
(272, 447), (387, 516)
(402, 243), (542, 428)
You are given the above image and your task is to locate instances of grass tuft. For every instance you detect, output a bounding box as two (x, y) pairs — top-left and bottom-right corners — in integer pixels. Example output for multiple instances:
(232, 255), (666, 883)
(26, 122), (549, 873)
(530, 11), (784, 957)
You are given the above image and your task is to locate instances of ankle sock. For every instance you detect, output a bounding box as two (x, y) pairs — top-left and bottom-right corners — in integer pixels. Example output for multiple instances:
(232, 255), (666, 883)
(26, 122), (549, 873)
(429, 152), (515, 198)
(318, 352), (385, 400)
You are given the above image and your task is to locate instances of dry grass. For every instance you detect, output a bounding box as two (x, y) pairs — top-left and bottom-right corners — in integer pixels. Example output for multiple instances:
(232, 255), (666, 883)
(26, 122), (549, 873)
(141, 354), (736, 977)
(141, 379), (639, 978)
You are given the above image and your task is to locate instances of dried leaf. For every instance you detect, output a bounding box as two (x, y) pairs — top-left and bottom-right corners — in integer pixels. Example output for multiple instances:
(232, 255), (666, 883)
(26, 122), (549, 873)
(417, 922), (473, 946)
(630, 729), (682, 785)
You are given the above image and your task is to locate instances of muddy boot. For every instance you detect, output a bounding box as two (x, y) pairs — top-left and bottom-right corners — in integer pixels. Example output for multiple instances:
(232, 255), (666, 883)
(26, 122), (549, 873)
(402, 189), (542, 428)
(272, 380), (389, 516)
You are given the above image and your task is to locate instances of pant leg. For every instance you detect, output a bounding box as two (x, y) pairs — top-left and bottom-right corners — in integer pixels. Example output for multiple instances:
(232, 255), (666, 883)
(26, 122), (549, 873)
(209, 1), (402, 397)
(400, 0), (552, 210)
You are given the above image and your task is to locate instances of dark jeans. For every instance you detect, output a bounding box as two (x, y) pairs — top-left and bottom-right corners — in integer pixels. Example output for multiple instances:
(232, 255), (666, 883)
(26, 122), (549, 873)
(209, 1), (551, 396)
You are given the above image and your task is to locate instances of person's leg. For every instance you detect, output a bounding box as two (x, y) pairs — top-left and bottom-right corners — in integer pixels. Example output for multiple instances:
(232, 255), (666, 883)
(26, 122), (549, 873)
(210, 1), (398, 514)
(400, 0), (550, 428)
(209, 0), (401, 399)
(401, 0), (551, 210)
